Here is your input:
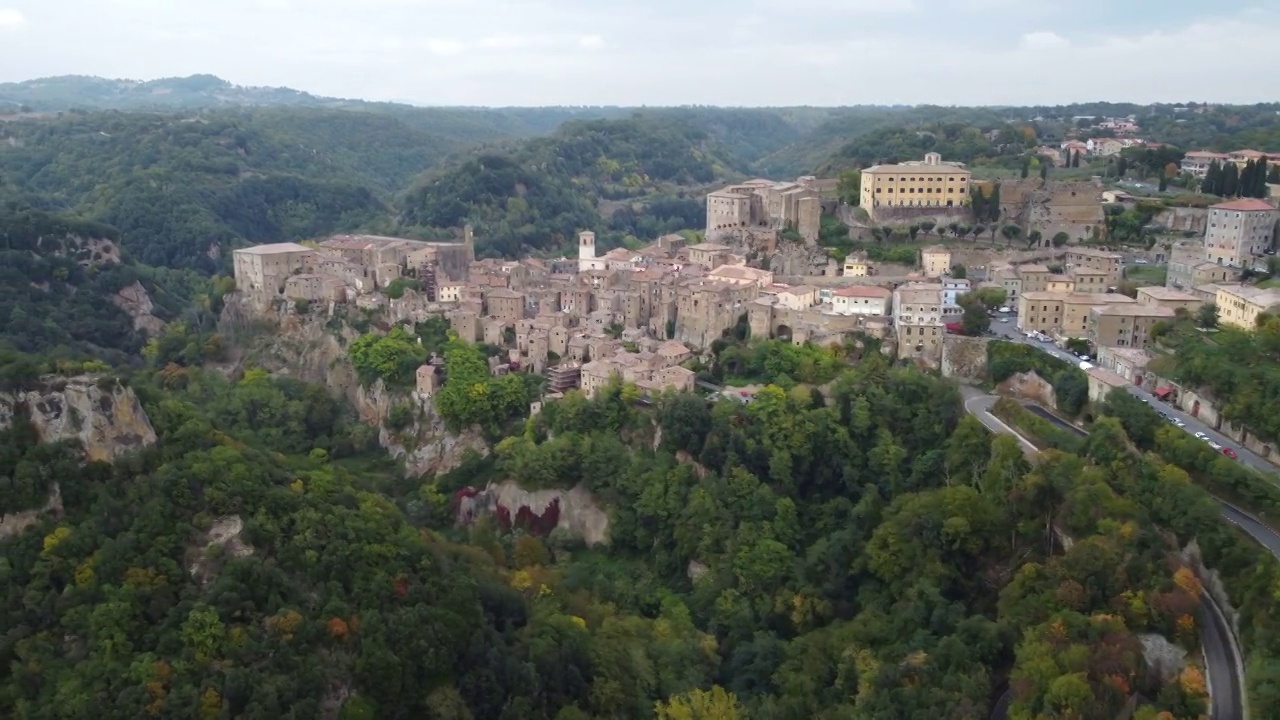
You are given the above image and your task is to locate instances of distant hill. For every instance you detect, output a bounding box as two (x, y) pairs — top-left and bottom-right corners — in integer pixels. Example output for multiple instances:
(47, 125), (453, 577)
(399, 114), (747, 257)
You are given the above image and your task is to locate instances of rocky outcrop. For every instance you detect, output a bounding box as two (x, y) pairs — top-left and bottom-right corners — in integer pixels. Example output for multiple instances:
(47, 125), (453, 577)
(0, 376), (157, 462)
(455, 480), (609, 546)
(0, 482), (62, 540)
(355, 379), (488, 477)
(996, 370), (1058, 410)
(220, 293), (487, 477)
(111, 281), (166, 335)
(188, 515), (254, 584)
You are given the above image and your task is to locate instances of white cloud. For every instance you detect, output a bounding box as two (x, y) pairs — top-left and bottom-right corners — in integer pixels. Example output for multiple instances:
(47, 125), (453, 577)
(1020, 31), (1069, 50)
(0, 2), (1277, 106)
(0, 8), (25, 28)
(425, 39), (465, 57)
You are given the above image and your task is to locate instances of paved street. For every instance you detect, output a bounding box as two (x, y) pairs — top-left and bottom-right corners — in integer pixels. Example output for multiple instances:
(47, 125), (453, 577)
(987, 317), (1280, 475)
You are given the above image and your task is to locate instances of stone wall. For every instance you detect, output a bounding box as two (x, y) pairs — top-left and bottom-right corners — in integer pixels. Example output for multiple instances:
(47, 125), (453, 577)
(1153, 207), (1209, 234)
(940, 335), (992, 383)
(455, 480), (610, 546)
(865, 205), (972, 225)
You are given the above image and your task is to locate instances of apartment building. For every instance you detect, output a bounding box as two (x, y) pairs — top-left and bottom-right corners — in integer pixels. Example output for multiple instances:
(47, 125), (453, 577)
(921, 246), (952, 279)
(1136, 286), (1202, 313)
(832, 286), (891, 316)
(1215, 284), (1280, 328)
(1088, 304), (1175, 349)
(1065, 247), (1124, 285)
(1018, 265), (1052, 293)
(1071, 268), (1110, 293)
(893, 284), (945, 361)
(1017, 291), (1066, 334)
(1204, 198), (1278, 268)
(1062, 293), (1136, 338)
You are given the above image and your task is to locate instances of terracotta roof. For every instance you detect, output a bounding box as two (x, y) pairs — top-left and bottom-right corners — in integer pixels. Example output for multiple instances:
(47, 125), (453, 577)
(1211, 198), (1277, 212)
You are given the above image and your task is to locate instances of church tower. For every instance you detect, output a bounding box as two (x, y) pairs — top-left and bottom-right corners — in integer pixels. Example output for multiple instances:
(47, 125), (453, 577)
(578, 230), (602, 272)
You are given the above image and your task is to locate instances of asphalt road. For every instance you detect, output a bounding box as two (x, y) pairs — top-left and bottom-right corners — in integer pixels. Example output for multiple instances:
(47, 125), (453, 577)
(962, 387), (1248, 720)
(987, 319), (1280, 475)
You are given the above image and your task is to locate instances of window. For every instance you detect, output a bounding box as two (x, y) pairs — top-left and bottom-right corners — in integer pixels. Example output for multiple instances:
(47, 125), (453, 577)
(959, 188), (966, 194)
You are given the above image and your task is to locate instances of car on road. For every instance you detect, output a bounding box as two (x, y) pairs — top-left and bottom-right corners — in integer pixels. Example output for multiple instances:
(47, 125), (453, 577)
(1174, 419), (1186, 428)
(1222, 447), (1238, 459)
(1135, 259), (1149, 265)
(1194, 431), (1208, 439)
(998, 306), (1011, 313)
(997, 317), (1009, 322)
(1207, 440), (1223, 450)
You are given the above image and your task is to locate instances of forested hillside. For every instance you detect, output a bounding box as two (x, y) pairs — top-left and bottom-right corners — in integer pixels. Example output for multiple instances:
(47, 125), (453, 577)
(399, 115), (737, 257)
(0, 203), (213, 365)
(0, 341), (1247, 719)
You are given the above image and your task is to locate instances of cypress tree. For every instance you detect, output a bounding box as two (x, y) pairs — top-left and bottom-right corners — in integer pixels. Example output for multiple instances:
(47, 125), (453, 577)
(1256, 159), (1269, 197)
(1203, 161), (1221, 196)
(1021, 157), (1030, 179)
(1241, 160), (1257, 198)
(1268, 165), (1280, 184)
(1223, 162), (1240, 197)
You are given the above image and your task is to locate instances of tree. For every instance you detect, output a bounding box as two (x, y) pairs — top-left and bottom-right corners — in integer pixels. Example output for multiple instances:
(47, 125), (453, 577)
(1223, 161), (1240, 197)
(1040, 161), (1048, 181)
(1027, 230), (1042, 248)
(1021, 157), (1031, 179)
(837, 169), (862, 205)
(655, 686), (745, 719)
(972, 224), (985, 242)
(1001, 224), (1022, 246)
(959, 293), (990, 336)
(950, 264), (967, 279)
(1052, 231), (1069, 247)
(1196, 302), (1218, 329)
(1158, 175), (1168, 192)
(909, 224), (921, 241)
(919, 220), (936, 236)
(1116, 156), (1128, 177)
(1269, 165), (1280, 184)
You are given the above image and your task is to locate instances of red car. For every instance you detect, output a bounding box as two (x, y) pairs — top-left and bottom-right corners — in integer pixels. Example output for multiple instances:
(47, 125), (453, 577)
(1222, 447), (1238, 459)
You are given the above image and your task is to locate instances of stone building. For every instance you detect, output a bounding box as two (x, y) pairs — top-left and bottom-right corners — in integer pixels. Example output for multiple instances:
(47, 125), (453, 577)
(485, 288), (525, 326)
(1065, 247), (1123, 285)
(675, 279), (757, 348)
(921, 246), (952, 279)
(1215, 284), (1280, 329)
(686, 243), (732, 269)
(1167, 245), (1241, 290)
(832, 285), (891, 316)
(1017, 264), (1051, 294)
(578, 231), (606, 272)
(859, 153), (971, 220)
(1136, 286), (1202, 313)
(1088, 304), (1175, 349)
(893, 283), (945, 362)
(284, 273), (346, 303)
(705, 177), (822, 241)
(232, 243), (315, 294)
(1203, 198), (1278, 268)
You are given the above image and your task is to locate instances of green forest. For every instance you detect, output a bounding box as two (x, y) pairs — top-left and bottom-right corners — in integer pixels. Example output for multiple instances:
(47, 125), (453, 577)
(3, 86), (1279, 272)
(7, 338), (1280, 719)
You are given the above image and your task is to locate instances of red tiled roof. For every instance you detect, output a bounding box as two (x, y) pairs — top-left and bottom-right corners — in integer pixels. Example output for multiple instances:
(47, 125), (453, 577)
(1211, 198), (1277, 212)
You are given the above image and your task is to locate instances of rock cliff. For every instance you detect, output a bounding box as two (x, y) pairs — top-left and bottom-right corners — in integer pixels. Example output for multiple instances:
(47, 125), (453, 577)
(111, 281), (166, 335)
(220, 293), (487, 476)
(455, 480), (610, 546)
(0, 375), (157, 462)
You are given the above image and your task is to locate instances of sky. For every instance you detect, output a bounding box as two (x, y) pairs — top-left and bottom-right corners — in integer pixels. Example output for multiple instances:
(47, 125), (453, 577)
(0, 0), (1278, 106)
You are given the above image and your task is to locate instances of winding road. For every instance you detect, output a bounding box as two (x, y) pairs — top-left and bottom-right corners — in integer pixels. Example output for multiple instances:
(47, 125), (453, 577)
(962, 387), (1253, 720)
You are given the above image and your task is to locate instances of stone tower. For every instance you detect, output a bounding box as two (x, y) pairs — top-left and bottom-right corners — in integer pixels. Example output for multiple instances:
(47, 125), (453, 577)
(578, 230), (603, 272)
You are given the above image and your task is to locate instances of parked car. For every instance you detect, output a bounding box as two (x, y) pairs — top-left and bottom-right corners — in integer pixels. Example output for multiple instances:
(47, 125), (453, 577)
(1174, 419), (1187, 428)
(1194, 431), (1207, 439)
(998, 306), (1011, 313)
(1207, 441), (1223, 450)
(1222, 447), (1238, 459)
(1135, 259), (1149, 265)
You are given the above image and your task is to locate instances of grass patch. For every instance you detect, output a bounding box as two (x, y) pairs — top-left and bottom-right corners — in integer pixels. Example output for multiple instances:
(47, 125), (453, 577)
(1123, 264), (1168, 286)
(991, 397), (1086, 453)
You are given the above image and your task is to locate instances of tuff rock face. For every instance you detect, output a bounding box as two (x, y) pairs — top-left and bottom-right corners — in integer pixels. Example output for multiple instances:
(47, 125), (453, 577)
(0, 375), (157, 462)
(220, 293), (489, 477)
(454, 481), (610, 546)
(111, 281), (166, 335)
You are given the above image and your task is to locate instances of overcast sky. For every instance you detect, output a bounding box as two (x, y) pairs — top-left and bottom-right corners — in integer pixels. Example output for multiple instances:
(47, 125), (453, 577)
(0, 0), (1278, 106)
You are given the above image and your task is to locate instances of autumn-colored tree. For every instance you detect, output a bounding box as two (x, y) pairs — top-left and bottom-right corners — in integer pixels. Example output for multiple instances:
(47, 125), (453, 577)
(513, 534), (551, 569)
(1173, 567), (1203, 598)
(655, 686), (745, 719)
(328, 617), (350, 640)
